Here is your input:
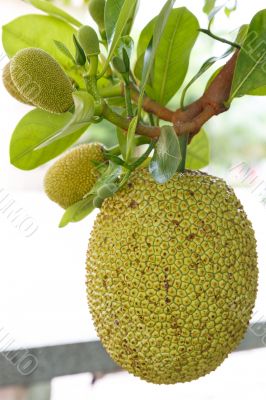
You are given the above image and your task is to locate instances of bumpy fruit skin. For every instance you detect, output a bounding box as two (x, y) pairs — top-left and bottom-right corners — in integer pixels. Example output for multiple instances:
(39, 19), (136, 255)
(2, 63), (32, 105)
(86, 169), (258, 384)
(44, 144), (104, 209)
(10, 48), (74, 114)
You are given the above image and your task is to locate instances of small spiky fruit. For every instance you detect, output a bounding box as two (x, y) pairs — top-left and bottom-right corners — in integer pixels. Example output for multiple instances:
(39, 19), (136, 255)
(2, 63), (32, 105)
(10, 48), (74, 114)
(78, 26), (100, 56)
(86, 169), (258, 384)
(88, 0), (105, 32)
(44, 144), (104, 209)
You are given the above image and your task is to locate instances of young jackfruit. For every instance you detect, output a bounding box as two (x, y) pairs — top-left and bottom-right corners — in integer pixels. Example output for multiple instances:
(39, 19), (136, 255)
(44, 144), (104, 209)
(86, 168), (258, 384)
(78, 26), (100, 56)
(88, 0), (105, 33)
(2, 63), (32, 105)
(10, 48), (74, 114)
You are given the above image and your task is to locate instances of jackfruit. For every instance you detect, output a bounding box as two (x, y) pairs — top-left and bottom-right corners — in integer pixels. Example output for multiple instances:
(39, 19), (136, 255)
(86, 168), (258, 384)
(2, 63), (32, 105)
(44, 144), (104, 209)
(10, 48), (74, 114)
(88, 0), (105, 32)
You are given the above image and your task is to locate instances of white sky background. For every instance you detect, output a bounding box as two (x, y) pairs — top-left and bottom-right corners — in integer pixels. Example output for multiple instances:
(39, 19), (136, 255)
(0, 1), (266, 398)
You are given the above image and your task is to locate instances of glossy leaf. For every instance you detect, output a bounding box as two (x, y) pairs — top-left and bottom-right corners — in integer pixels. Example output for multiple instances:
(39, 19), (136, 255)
(23, 0), (82, 27)
(10, 110), (87, 170)
(54, 40), (75, 64)
(230, 10), (266, 101)
(186, 130), (210, 170)
(2, 15), (82, 84)
(105, 0), (138, 44)
(101, 0), (137, 77)
(136, 7), (199, 105)
(35, 92), (95, 150)
(149, 125), (181, 184)
(138, 0), (176, 109)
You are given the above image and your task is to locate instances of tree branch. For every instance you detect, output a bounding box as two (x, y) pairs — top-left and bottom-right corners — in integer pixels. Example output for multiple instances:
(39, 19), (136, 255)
(102, 51), (239, 140)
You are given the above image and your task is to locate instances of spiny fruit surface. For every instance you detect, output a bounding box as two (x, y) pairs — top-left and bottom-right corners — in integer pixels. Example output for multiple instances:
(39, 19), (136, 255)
(44, 144), (104, 209)
(10, 48), (74, 114)
(2, 63), (32, 105)
(86, 169), (258, 384)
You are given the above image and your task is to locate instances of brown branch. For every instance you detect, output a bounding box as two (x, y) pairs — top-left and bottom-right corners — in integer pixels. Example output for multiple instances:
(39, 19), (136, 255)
(103, 51), (239, 140)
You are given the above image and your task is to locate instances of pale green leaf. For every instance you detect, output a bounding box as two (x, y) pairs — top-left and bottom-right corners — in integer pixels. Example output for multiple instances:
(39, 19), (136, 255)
(186, 129), (210, 170)
(10, 109), (87, 170)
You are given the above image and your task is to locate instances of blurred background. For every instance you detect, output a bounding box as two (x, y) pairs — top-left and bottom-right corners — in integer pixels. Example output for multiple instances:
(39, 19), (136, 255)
(0, 0), (266, 399)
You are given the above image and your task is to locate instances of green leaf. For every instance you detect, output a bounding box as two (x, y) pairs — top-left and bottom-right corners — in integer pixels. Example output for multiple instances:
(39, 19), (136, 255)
(186, 130), (210, 170)
(203, 0), (216, 15)
(105, 0), (138, 44)
(136, 7), (199, 105)
(138, 0), (176, 110)
(23, 0), (82, 27)
(10, 110), (87, 170)
(116, 128), (127, 159)
(100, 0), (137, 77)
(59, 196), (95, 228)
(36, 91), (95, 150)
(125, 116), (138, 162)
(230, 10), (266, 101)
(149, 125), (181, 184)
(2, 15), (82, 85)
(54, 40), (75, 64)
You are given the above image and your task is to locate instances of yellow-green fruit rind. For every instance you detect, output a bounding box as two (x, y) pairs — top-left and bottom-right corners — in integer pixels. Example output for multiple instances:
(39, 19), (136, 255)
(86, 169), (258, 384)
(10, 48), (74, 114)
(2, 63), (32, 105)
(44, 144), (104, 209)
(78, 25), (100, 56)
(88, 0), (105, 31)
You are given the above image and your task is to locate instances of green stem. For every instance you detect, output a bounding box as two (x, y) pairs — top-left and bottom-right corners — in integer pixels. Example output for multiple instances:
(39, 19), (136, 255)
(98, 84), (122, 98)
(124, 84), (134, 117)
(199, 29), (241, 49)
(178, 134), (189, 172)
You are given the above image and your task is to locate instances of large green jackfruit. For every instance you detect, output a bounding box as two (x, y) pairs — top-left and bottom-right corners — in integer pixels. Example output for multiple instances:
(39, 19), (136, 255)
(44, 144), (104, 209)
(86, 169), (258, 384)
(10, 48), (74, 114)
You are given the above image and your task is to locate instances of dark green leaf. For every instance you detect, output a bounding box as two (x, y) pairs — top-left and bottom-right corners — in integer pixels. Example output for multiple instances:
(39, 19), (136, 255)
(126, 116), (138, 162)
(116, 128), (127, 159)
(186, 129), (210, 170)
(10, 110), (86, 170)
(230, 10), (266, 101)
(73, 34), (86, 66)
(136, 7), (199, 105)
(105, 0), (138, 44)
(23, 0), (82, 27)
(149, 125), (181, 184)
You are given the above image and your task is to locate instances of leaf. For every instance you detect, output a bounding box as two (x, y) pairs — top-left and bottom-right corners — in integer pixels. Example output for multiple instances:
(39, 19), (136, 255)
(186, 130), (210, 170)
(101, 0), (138, 77)
(149, 125), (181, 184)
(2, 15), (82, 85)
(36, 91), (95, 150)
(23, 0), (82, 27)
(136, 7), (199, 105)
(230, 10), (266, 101)
(126, 116), (138, 162)
(116, 128), (127, 159)
(59, 196), (95, 228)
(105, 0), (138, 44)
(54, 40), (75, 64)
(203, 0), (216, 15)
(10, 110), (87, 170)
(138, 0), (176, 110)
